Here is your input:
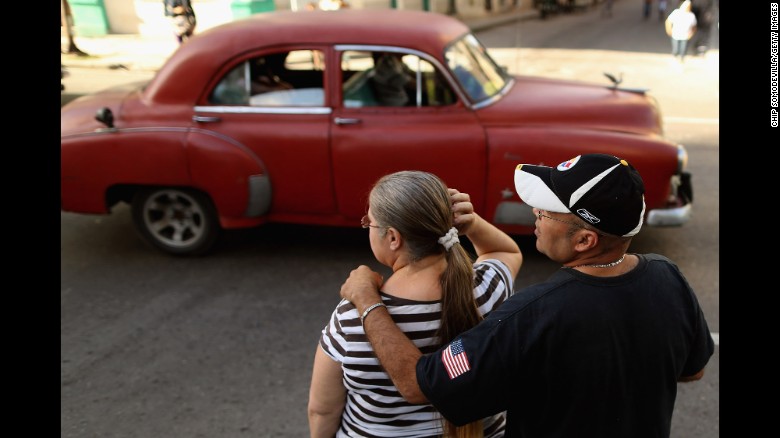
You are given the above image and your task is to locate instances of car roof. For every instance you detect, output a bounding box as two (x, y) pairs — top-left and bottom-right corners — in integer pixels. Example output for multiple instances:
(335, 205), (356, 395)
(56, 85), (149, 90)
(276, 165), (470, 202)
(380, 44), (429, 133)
(144, 9), (470, 104)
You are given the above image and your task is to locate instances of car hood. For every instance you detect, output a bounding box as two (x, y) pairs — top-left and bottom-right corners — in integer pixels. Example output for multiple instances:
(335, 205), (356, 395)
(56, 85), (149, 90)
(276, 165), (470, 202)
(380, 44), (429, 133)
(478, 76), (663, 136)
(61, 81), (148, 136)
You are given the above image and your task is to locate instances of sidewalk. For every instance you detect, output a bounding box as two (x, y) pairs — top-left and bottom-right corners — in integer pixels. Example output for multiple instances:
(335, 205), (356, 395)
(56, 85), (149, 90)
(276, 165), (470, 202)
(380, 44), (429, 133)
(61, 9), (539, 72)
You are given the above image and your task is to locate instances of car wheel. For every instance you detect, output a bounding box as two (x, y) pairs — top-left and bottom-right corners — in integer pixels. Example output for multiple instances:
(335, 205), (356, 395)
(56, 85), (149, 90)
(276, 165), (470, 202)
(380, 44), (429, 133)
(131, 188), (220, 256)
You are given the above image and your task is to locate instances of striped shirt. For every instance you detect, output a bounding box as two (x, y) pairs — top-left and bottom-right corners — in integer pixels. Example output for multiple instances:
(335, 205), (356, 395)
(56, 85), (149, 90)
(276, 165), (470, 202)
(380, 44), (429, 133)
(319, 259), (514, 437)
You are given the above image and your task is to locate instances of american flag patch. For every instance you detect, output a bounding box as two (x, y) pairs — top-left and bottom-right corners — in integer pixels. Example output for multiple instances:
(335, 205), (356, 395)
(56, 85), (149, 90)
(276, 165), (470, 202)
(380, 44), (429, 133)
(442, 339), (471, 379)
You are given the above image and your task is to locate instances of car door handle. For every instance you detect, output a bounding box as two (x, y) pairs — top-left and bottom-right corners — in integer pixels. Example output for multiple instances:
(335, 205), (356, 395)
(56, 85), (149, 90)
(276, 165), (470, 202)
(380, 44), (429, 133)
(192, 115), (221, 123)
(334, 117), (361, 125)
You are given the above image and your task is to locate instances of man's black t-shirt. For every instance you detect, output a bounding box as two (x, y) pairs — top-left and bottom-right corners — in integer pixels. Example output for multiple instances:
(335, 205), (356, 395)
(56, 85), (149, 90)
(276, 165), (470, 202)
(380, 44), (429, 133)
(416, 253), (714, 438)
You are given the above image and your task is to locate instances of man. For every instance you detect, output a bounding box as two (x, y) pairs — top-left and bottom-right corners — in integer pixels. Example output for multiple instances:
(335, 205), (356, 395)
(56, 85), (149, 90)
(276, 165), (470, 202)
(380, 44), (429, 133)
(340, 153), (714, 437)
(369, 52), (416, 106)
(665, 0), (697, 62)
(250, 53), (294, 95)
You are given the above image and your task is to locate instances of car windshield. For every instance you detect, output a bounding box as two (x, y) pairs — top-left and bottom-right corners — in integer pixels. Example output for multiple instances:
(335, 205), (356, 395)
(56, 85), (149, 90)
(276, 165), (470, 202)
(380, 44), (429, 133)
(444, 33), (509, 104)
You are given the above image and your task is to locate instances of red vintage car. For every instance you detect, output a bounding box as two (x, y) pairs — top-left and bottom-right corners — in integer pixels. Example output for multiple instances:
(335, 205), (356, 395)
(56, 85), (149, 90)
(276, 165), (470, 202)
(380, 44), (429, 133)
(60, 9), (692, 256)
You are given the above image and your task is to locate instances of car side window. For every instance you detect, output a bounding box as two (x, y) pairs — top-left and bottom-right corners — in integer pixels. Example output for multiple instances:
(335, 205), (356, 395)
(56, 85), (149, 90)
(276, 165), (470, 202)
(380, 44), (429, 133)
(341, 50), (456, 108)
(209, 49), (325, 106)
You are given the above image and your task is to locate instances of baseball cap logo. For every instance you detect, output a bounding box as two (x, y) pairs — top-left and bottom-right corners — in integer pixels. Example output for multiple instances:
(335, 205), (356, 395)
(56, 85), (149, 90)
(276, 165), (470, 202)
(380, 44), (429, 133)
(556, 155), (581, 171)
(576, 208), (600, 224)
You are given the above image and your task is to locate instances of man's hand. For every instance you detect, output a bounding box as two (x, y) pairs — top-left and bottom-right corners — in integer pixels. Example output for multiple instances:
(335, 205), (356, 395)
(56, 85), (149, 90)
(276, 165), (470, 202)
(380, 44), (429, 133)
(342, 267), (426, 404)
(340, 265), (384, 312)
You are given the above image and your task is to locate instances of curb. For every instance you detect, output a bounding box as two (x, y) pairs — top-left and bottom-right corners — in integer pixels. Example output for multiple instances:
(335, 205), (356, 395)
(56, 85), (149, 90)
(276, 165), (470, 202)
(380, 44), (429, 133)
(467, 10), (539, 32)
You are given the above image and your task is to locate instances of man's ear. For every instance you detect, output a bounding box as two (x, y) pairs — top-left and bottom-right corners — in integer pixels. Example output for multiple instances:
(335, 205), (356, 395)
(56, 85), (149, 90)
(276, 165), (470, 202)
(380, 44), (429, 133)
(572, 229), (599, 252)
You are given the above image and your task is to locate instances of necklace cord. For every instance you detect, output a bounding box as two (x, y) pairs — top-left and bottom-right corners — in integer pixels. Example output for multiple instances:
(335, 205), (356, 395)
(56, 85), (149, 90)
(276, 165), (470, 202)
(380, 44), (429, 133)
(567, 254), (626, 269)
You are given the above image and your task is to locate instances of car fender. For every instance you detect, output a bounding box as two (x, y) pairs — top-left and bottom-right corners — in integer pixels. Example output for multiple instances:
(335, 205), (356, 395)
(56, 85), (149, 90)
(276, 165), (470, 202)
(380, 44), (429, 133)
(483, 126), (683, 226)
(61, 128), (193, 214)
(184, 128), (272, 226)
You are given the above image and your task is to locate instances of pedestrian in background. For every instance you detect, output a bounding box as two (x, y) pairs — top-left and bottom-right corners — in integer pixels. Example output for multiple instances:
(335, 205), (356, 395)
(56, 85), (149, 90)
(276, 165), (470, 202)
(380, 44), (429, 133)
(339, 154), (715, 437)
(690, 0), (715, 55)
(601, 0), (614, 18)
(665, 0), (697, 62)
(643, 0), (653, 20)
(658, 0), (668, 21)
(163, 0), (197, 44)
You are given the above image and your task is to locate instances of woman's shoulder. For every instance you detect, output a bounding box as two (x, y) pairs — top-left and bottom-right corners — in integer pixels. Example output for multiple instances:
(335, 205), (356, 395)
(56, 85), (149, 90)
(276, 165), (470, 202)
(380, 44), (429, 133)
(473, 259), (515, 315)
(474, 259), (513, 287)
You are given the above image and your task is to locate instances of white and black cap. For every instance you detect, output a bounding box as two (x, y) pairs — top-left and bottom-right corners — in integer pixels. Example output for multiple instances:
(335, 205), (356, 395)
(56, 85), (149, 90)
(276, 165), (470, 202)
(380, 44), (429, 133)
(514, 154), (646, 237)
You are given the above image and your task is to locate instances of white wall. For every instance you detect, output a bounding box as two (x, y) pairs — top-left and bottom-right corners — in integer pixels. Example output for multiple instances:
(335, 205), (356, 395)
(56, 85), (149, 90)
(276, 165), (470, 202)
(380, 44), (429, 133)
(105, 0), (236, 35)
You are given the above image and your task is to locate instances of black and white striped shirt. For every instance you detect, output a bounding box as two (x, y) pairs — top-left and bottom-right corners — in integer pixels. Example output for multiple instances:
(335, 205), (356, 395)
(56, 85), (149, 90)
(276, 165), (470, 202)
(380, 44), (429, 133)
(319, 259), (514, 437)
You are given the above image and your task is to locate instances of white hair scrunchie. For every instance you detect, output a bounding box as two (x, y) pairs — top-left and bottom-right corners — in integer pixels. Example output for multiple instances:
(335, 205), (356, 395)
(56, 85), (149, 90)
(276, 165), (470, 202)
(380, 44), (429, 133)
(438, 227), (460, 251)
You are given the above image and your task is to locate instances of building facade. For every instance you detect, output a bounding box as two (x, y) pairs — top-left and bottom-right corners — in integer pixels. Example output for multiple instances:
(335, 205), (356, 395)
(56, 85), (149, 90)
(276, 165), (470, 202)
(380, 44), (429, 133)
(67, 0), (532, 37)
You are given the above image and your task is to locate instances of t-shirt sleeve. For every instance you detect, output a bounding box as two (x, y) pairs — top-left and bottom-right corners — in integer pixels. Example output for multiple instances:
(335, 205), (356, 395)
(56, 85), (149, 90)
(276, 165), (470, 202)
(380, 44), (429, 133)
(473, 259), (515, 316)
(680, 284), (715, 377)
(648, 254), (715, 378)
(413, 260), (519, 425)
(318, 298), (355, 362)
(681, 291), (715, 377)
(416, 317), (512, 425)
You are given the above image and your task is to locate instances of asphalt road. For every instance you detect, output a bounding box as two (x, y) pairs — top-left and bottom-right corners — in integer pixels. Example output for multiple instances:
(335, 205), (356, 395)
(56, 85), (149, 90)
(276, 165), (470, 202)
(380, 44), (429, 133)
(61, 1), (719, 437)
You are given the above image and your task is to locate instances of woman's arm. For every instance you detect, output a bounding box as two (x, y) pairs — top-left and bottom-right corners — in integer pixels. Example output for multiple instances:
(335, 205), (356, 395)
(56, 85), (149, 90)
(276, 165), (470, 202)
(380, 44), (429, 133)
(449, 189), (523, 279)
(308, 346), (347, 438)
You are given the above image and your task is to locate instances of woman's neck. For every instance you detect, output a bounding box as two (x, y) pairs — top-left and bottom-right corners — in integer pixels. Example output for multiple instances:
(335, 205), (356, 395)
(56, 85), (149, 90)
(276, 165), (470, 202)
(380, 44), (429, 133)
(384, 255), (447, 301)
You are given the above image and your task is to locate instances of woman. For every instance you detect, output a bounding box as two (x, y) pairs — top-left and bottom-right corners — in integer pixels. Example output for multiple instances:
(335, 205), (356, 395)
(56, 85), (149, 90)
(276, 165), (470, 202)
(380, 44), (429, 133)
(308, 170), (523, 437)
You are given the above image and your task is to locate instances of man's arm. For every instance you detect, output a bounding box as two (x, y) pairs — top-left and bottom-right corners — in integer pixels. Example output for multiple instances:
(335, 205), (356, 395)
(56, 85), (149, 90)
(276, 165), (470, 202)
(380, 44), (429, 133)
(678, 368), (705, 382)
(687, 23), (697, 40)
(339, 266), (428, 404)
(664, 12), (674, 36)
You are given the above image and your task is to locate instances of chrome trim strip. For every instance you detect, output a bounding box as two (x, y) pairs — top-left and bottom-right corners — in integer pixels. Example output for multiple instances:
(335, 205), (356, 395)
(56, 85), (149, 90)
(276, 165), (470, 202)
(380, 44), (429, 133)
(471, 77), (515, 110)
(194, 105), (332, 115)
(493, 201), (536, 226)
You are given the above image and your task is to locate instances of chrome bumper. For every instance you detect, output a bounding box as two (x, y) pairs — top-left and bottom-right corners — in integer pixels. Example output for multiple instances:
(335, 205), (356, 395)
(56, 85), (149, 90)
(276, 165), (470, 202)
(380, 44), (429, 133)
(646, 170), (693, 227)
(646, 203), (692, 227)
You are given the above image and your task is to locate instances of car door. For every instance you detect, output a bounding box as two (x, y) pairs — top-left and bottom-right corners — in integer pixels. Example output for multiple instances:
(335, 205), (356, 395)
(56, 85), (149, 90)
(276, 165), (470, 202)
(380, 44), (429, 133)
(192, 46), (336, 218)
(330, 46), (488, 219)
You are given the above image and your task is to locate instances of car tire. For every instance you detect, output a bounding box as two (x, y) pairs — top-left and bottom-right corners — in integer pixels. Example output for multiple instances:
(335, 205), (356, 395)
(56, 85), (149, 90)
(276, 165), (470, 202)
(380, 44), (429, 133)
(131, 188), (220, 256)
